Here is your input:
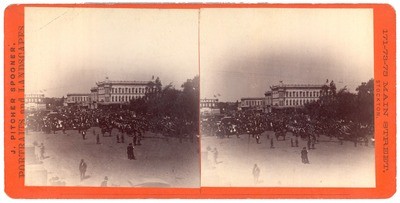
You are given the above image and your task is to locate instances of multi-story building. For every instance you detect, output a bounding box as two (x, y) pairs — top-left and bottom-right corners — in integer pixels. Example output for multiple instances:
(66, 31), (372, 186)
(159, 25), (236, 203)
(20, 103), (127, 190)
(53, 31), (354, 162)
(240, 97), (266, 112)
(200, 98), (218, 108)
(268, 81), (324, 109)
(93, 78), (155, 107)
(65, 93), (90, 107)
(25, 93), (46, 111)
(200, 98), (220, 115)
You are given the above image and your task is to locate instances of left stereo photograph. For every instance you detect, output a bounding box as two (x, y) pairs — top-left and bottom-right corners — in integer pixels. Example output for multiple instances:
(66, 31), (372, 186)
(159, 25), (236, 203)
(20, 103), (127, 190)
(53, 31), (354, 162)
(24, 7), (200, 188)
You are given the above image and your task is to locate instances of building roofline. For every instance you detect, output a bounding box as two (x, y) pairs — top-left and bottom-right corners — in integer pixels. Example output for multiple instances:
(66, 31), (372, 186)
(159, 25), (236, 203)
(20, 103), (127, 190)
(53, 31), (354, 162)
(66, 93), (90, 96)
(96, 80), (153, 86)
(241, 97), (265, 100)
(270, 84), (325, 90)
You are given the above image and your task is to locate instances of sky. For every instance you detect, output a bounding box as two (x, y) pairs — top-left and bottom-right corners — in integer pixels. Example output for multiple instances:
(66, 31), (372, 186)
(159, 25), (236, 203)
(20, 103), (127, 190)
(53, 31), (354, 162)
(25, 8), (199, 97)
(25, 8), (373, 101)
(200, 8), (374, 102)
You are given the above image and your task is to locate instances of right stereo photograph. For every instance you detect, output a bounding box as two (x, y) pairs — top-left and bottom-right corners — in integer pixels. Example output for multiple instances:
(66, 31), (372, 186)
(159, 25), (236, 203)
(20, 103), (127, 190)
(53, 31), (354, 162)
(199, 8), (375, 188)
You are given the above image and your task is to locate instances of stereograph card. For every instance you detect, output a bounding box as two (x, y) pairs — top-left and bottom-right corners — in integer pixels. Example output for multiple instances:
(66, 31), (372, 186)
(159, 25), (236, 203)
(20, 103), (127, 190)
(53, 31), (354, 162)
(3, 3), (396, 199)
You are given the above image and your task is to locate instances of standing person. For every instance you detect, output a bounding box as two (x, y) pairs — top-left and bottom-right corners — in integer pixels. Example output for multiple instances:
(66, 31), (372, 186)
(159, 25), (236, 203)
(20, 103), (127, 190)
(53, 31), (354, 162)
(82, 130), (86, 140)
(291, 138), (294, 147)
(295, 137), (299, 147)
(100, 176), (108, 187)
(256, 134), (260, 144)
(127, 143), (134, 160)
(96, 134), (100, 144)
(252, 164), (260, 185)
(307, 139), (311, 150)
(301, 147), (309, 164)
(270, 138), (274, 149)
(79, 159), (87, 180)
(39, 143), (45, 160)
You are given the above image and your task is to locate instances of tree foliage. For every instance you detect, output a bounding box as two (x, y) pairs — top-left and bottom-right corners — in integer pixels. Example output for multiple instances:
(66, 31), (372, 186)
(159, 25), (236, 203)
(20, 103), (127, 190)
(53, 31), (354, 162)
(305, 79), (374, 125)
(130, 76), (199, 124)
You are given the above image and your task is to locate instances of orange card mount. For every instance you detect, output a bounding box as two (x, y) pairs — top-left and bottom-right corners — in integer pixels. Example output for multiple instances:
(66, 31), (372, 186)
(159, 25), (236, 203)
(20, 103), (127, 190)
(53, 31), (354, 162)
(4, 3), (396, 199)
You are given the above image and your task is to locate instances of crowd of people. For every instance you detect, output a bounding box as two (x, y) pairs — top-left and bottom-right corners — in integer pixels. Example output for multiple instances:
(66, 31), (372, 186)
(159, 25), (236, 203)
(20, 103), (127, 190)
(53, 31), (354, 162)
(201, 109), (374, 147)
(26, 106), (198, 142)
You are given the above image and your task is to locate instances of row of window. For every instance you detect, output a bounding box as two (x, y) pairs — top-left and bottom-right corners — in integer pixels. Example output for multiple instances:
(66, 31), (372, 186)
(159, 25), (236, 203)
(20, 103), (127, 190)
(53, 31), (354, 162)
(285, 98), (317, 106)
(71, 97), (88, 102)
(245, 100), (265, 106)
(285, 90), (321, 98)
(26, 98), (42, 103)
(200, 103), (216, 108)
(111, 95), (144, 102)
(111, 87), (155, 94)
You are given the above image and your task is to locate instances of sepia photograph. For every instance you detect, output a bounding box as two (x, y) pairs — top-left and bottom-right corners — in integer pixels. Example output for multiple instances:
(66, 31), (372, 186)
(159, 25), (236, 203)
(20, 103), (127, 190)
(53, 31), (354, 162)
(24, 7), (200, 187)
(200, 8), (375, 187)
(3, 2), (398, 199)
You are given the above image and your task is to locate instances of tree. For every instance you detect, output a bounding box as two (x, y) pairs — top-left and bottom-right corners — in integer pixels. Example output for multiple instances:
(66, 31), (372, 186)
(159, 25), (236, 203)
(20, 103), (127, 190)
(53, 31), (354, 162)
(335, 87), (357, 121)
(180, 76), (200, 122)
(355, 79), (374, 124)
(130, 75), (199, 126)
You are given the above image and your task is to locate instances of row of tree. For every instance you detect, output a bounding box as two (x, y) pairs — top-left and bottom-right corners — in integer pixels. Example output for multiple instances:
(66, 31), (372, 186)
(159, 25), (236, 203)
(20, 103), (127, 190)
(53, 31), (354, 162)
(129, 76), (199, 123)
(305, 79), (374, 125)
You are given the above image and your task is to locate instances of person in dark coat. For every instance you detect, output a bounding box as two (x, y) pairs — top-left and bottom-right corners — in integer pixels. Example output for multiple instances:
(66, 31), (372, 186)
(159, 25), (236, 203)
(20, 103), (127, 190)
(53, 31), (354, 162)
(301, 147), (309, 164)
(127, 143), (135, 160)
(79, 159), (87, 180)
(82, 130), (86, 140)
(270, 138), (274, 149)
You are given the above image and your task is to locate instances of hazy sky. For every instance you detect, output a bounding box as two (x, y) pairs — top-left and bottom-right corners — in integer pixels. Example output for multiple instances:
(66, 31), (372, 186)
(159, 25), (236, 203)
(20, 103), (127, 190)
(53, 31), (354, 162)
(26, 8), (199, 97)
(200, 8), (374, 102)
(26, 8), (373, 101)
